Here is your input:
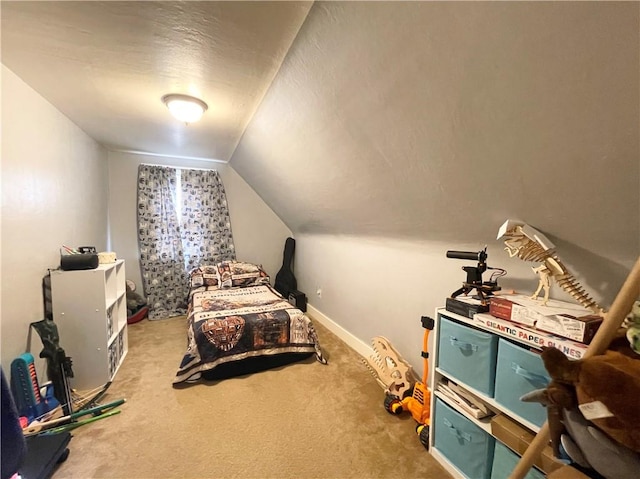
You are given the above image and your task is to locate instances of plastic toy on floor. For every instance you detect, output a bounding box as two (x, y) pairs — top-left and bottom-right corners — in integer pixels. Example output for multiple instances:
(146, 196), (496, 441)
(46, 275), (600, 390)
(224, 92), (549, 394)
(367, 316), (434, 449)
(10, 353), (60, 423)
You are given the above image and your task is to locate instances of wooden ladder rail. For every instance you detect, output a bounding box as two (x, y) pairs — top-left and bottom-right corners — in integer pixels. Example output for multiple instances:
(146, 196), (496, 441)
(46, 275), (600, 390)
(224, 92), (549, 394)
(509, 256), (640, 479)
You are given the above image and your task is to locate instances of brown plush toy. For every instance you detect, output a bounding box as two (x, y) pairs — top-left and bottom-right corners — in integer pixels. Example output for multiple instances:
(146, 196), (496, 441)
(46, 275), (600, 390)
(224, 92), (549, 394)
(540, 346), (640, 454)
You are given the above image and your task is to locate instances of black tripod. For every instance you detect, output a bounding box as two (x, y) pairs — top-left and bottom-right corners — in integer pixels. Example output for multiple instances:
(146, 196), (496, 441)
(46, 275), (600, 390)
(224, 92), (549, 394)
(447, 248), (501, 305)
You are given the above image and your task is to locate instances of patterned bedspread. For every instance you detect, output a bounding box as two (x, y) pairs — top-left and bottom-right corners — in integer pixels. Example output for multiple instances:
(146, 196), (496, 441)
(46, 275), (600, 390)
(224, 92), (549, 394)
(174, 284), (326, 383)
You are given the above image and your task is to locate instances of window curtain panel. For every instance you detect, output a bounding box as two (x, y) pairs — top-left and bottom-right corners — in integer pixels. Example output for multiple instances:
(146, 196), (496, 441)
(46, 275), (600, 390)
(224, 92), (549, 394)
(179, 168), (235, 271)
(137, 165), (188, 319)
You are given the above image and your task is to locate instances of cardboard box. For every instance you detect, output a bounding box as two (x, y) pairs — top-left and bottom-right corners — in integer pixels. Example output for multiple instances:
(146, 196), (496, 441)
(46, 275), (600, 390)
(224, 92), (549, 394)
(535, 313), (603, 344)
(489, 295), (538, 327)
(473, 313), (588, 359)
(490, 414), (563, 474)
(489, 294), (595, 332)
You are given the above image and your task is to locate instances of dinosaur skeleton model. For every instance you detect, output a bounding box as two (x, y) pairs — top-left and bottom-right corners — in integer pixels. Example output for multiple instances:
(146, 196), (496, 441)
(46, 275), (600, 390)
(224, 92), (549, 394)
(365, 318), (434, 450)
(497, 220), (605, 314)
(365, 336), (417, 399)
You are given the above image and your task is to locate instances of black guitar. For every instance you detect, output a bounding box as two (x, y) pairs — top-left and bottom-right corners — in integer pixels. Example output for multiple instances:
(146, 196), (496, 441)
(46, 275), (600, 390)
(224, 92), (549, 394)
(274, 237), (297, 298)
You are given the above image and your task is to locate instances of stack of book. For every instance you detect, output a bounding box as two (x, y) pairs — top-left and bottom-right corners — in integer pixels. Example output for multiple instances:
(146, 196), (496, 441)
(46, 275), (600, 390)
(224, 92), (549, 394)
(436, 378), (493, 419)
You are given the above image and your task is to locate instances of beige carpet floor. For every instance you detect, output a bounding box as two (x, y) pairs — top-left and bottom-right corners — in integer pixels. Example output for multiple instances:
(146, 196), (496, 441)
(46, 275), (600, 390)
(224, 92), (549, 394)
(53, 314), (450, 479)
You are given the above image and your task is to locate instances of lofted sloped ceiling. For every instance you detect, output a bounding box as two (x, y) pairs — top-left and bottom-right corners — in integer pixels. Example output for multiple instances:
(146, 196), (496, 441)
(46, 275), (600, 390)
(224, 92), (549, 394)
(1, 2), (638, 260)
(1, 1), (312, 160)
(230, 1), (639, 258)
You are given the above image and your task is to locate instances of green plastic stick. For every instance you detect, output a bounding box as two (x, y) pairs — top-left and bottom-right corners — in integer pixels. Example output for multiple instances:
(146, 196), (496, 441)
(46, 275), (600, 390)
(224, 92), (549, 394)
(43, 409), (121, 435)
(71, 398), (125, 419)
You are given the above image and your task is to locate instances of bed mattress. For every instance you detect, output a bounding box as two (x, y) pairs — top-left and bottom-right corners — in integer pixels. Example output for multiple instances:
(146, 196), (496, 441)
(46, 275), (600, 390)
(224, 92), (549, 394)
(174, 283), (326, 383)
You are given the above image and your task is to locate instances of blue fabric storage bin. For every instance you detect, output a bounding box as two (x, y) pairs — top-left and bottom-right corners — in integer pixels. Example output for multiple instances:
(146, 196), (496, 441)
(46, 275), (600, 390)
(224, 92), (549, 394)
(490, 442), (545, 479)
(437, 316), (498, 396)
(494, 338), (550, 428)
(434, 398), (495, 479)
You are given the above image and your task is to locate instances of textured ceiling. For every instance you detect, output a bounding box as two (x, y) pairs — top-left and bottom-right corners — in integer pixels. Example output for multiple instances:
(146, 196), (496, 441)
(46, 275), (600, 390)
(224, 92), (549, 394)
(230, 1), (639, 256)
(1, 1), (312, 161)
(1, 1), (638, 259)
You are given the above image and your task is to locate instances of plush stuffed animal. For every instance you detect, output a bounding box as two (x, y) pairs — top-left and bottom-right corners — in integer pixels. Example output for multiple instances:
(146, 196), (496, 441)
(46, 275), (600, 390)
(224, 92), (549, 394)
(624, 300), (640, 354)
(126, 280), (147, 317)
(522, 347), (640, 479)
(542, 347), (640, 452)
(560, 407), (640, 479)
(540, 347), (640, 453)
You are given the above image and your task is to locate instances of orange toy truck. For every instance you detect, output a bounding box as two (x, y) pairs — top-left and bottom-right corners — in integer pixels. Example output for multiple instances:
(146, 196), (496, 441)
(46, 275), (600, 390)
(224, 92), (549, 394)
(383, 316), (434, 448)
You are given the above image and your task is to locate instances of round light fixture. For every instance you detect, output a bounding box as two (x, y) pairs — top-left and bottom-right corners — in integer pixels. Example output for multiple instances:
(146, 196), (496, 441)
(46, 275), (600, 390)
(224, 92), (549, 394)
(161, 93), (208, 124)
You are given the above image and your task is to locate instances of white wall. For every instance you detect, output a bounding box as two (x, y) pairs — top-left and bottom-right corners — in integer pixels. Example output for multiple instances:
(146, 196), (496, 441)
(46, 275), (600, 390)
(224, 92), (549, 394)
(1, 65), (109, 373)
(107, 151), (292, 291)
(296, 233), (636, 368)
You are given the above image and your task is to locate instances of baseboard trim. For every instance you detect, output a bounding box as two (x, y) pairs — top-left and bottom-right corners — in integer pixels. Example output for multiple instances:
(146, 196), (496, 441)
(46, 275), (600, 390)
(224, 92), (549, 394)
(307, 304), (373, 359)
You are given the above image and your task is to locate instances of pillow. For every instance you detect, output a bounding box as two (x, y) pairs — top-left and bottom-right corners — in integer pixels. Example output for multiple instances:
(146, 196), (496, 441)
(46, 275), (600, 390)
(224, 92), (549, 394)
(188, 265), (219, 290)
(216, 261), (270, 288)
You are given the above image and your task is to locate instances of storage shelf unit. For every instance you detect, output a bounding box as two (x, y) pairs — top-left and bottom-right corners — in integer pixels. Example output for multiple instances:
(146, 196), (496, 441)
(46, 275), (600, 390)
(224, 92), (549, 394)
(428, 307), (549, 479)
(50, 260), (128, 390)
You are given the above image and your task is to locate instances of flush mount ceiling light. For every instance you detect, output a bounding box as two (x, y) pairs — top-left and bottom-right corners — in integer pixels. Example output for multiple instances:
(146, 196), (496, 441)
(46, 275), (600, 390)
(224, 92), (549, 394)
(161, 93), (208, 124)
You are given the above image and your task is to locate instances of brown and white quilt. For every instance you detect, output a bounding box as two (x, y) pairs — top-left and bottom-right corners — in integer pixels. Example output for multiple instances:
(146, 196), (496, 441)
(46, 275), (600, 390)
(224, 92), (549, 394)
(175, 274), (326, 383)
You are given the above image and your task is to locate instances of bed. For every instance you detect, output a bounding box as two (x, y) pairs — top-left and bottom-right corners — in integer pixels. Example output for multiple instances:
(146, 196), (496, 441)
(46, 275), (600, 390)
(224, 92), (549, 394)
(174, 261), (327, 384)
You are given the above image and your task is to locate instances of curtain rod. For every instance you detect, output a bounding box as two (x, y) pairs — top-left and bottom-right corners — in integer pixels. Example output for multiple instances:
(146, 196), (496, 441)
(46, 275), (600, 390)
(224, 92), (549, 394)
(112, 148), (227, 164)
(140, 162), (223, 172)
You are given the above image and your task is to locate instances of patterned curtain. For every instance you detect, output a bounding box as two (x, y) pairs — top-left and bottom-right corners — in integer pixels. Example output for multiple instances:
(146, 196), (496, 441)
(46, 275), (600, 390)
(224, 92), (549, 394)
(137, 165), (188, 319)
(180, 169), (235, 271)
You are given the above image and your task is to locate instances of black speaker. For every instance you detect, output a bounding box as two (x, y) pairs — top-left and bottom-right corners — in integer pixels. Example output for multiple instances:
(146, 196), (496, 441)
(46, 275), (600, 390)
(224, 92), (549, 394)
(60, 254), (99, 271)
(288, 290), (307, 312)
